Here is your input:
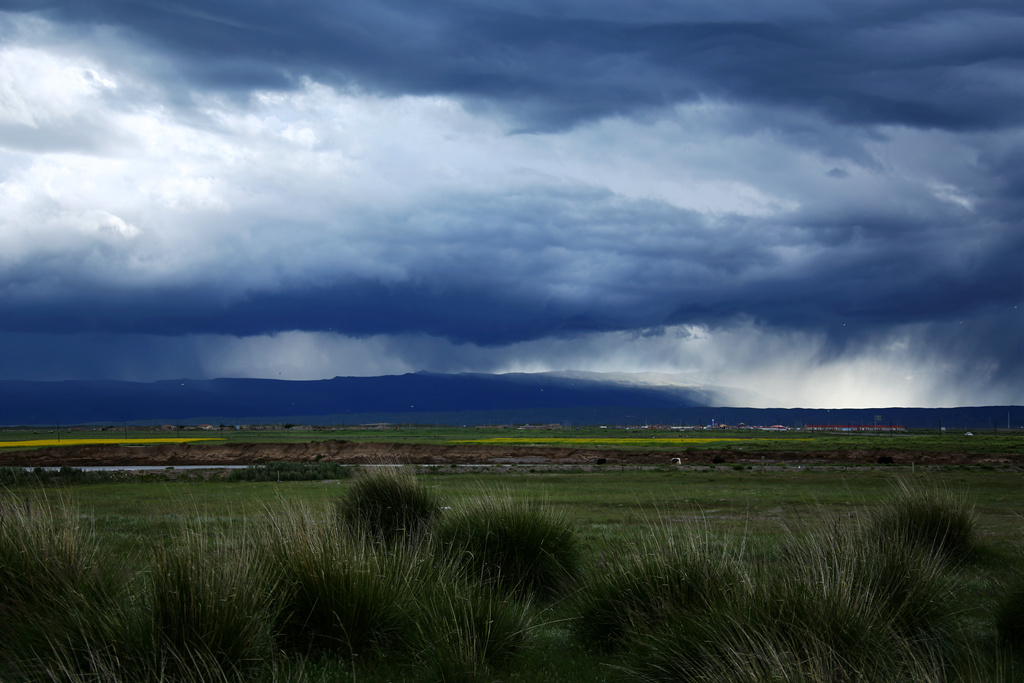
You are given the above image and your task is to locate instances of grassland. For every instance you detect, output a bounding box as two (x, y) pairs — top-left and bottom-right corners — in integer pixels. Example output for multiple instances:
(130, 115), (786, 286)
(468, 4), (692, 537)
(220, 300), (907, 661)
(0, 438), (224, 449)
(17, 466), (1024, 550)
(452, 436), (813, 445)
(1, 464), (1023, 681)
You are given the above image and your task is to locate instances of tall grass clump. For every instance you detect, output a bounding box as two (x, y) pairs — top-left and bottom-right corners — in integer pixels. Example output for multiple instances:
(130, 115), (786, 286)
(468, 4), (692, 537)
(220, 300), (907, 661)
(867, 480), (978, 562)
(571, 524), (743, 652)
(0, 495), (134, 681)
(335, 466), (440, 544)
(996, 577), (1024, 660)
(433, 491), (580, 599)
(410, 564), (535, 682)
(258, 503), (417, 659)
(641, 530), (964, 682)
(581, 514), (969, 682)
(148, 525), (280, 678)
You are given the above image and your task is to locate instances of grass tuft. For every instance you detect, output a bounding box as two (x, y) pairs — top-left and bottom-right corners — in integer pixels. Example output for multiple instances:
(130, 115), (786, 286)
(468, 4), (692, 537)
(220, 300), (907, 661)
(575, 512), (969, 682)
(867, 480), (978, 562)
(258, 502), (417, 659)
(411, 566), (535, 682)
(149, 524), (280, 677)
(335, 466), (440, 544)
(996, 578), (1024, 660)
(433, 491), (580, 600)
(571, 523), (743, 652)
(0, 494), (138, 680)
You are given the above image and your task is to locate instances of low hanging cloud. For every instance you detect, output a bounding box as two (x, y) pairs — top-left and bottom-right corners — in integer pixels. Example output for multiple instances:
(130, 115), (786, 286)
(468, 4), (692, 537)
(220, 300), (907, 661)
(0, 317), (1016, 409)
(0, 3), (1021, 407)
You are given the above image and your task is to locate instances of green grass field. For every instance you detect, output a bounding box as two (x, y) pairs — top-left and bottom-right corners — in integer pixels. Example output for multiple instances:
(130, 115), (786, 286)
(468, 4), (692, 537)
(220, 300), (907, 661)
(2, 463), (1023, 681)
(18, 466), (1021, 547)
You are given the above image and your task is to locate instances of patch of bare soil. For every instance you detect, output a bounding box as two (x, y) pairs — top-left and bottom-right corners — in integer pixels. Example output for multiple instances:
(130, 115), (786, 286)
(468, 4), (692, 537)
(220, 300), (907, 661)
(0, 441), (1020, 468)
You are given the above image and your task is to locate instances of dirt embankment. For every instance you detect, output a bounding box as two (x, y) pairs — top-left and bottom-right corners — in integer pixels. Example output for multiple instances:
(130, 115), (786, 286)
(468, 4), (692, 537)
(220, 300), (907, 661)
(0, 441), (1020, 468)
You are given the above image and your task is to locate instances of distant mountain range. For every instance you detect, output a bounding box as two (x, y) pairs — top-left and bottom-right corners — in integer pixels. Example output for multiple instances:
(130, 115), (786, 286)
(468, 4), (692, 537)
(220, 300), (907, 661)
(0, 372), (1018, 430)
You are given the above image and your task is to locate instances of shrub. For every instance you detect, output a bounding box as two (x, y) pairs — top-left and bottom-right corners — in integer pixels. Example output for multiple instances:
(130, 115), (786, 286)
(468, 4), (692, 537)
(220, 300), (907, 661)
(0, 467), (106, 487)
(867, 481), (977, 561)
(335, 466), (440, 544)
(411, 568), (534, 682)
(620, 524), (965, 682)
(258, 503), (416, 658)
(996, 579), (1024, 659)
(0, 495), (133, 680)
(433, 492), (580, 600)
(149, 527), (280, 677)
(572, 525), (741, 652)
(227, 461), (353, 482)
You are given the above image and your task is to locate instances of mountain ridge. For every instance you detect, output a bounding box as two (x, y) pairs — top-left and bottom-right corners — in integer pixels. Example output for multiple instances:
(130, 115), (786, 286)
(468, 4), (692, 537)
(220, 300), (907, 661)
(0, 372), (1018, 429)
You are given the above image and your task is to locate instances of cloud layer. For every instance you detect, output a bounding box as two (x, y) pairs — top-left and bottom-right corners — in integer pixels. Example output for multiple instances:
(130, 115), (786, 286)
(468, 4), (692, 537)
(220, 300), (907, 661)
(0, 2), (1021, 407)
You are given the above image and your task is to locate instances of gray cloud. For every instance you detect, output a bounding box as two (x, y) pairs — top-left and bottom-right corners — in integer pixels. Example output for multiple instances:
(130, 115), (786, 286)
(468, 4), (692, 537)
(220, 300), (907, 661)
(5, 1), (1022, 130)
(0, 3), (1021, 406)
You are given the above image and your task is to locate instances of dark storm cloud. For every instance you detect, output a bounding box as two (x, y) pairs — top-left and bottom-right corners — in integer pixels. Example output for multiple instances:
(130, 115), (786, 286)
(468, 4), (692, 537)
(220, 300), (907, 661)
(6, 0), (1022, 130)
(0, 184), (1016, 353)
(0, 332), (209, 381)
(1, 1), (1021, 405)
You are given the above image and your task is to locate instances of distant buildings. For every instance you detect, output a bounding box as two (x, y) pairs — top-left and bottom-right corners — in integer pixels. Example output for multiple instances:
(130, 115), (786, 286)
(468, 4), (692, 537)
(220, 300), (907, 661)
(804, 424), (905, 433)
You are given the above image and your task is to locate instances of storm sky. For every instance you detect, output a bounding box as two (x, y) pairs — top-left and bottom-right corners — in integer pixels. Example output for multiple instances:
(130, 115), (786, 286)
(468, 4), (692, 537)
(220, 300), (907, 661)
(0, 0), (1021, 408)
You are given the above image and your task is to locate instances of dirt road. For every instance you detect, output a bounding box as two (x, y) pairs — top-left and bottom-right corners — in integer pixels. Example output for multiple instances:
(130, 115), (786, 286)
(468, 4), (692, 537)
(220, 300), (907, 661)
(0, 440), (1018, 468)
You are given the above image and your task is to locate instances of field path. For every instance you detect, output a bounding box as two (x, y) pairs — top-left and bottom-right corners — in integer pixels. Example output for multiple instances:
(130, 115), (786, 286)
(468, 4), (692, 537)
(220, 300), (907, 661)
(0, 440), (1019, 467)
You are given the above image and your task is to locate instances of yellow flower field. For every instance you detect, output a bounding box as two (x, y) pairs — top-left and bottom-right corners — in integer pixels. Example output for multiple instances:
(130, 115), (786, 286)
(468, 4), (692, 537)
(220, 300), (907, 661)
(0, 438), (225, 449)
